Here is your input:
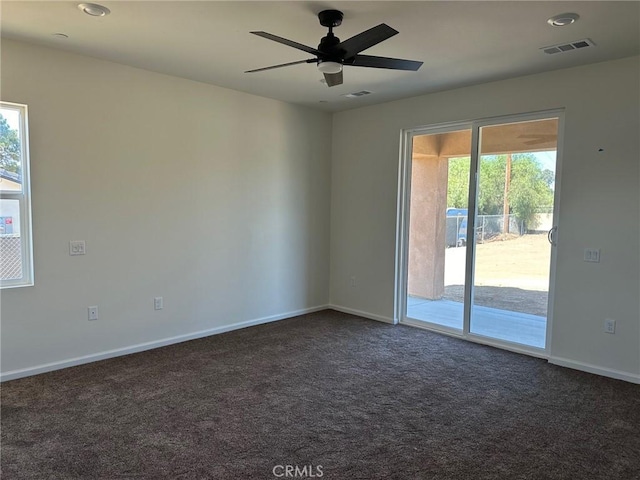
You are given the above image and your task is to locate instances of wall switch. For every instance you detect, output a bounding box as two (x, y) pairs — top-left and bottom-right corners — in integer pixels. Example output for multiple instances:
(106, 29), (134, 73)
(70, 240), (86, 256)
(350, 276), (357, 287)
(604, 318), (616, 334)
(88, 306), (98, 321)
(584, 248), (600, 263)
(154, 296), (163, 310)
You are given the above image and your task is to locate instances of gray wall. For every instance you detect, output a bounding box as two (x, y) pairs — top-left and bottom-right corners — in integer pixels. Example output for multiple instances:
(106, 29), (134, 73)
(330, 57), (640, 381)
(0, 40), (332, 376)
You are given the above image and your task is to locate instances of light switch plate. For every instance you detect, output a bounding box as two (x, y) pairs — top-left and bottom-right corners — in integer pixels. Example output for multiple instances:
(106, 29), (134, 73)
(70, 240), (86, 256)
(584, 248), (600, 263)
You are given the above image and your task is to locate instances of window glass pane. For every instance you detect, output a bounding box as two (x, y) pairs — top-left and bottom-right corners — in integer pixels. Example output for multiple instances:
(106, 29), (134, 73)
(406, 129), (472, 330)
(0, 199), (23, 280)
(0, 107), (23, 193)
(0, 101), (31, 288)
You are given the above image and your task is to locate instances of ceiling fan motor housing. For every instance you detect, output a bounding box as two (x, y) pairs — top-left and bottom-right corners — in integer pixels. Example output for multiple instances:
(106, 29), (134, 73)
(319, 34), (341, 58)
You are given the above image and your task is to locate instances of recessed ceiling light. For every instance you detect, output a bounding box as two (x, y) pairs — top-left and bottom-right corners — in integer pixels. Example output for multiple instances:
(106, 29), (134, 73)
(343, 90), (373, 98)
(547, 13), (579, 27)
(78, 3), (110, 17)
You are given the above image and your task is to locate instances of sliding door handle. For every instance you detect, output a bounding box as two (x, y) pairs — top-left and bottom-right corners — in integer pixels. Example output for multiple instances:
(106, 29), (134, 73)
(548, 226), (558, 246)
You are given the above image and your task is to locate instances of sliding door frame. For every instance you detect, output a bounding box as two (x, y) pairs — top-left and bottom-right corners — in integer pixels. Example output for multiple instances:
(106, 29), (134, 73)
(395, 120), (472, 333)
(395, 109), (565, 359)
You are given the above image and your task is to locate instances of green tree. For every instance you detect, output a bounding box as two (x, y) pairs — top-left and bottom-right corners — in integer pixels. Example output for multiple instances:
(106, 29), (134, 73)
(0, 114), (21, 174)
(446, 153), (554, 228)
(446, 157), (470, 208)
(477, 155), (506, 215)
(508, 154), (554, 228)
(541, 168), (555, 188)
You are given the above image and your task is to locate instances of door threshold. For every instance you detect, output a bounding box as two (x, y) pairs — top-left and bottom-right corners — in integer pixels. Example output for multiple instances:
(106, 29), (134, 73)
(401, 317), (549, 359)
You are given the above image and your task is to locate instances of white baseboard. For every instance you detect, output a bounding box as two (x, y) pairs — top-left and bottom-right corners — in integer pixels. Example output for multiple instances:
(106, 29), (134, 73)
(0, 305), (329, 382)
(328, 304), (395, 324)
(549, 356), (640, 384)
(7, 306), (635, 386)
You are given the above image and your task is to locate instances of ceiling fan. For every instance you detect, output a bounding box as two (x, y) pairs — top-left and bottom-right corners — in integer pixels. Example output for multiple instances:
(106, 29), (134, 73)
(246, 10), (423, 87)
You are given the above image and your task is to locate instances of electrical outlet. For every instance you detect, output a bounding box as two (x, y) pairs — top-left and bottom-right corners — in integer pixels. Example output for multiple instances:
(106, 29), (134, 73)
(604, 318), (616, 334)
(584, 248), (600, 263)
(88, 306), (98, 321)
(70, 240), (86, 256)
(154, 296), (163, 310)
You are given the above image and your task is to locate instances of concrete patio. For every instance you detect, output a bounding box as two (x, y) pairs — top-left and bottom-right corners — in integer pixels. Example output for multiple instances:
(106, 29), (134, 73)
(406, 295), (547, 349)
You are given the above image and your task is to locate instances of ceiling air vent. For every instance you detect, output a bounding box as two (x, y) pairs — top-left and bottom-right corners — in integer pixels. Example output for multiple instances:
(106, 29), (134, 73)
(343, 90), (373, 98)
(541, 38), (595, 55)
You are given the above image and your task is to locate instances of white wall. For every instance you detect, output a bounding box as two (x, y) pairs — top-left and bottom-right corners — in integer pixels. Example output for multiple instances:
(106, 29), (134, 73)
(330, 57), (640, 381)
(2, 39), (638, 384)
(0, 40), (332, 377)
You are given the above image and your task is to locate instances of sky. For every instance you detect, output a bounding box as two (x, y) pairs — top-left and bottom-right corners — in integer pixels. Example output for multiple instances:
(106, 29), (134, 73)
(0, 108), (21, 132)
(534, 150), (557, 173)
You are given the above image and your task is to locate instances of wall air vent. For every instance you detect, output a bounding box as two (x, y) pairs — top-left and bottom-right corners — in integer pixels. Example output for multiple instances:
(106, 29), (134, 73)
(343, 90), (373, 98)
(541, 38), (595, 55)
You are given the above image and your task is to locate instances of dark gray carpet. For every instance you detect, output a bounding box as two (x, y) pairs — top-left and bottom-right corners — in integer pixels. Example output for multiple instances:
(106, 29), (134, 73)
(2, 310), (639, 479)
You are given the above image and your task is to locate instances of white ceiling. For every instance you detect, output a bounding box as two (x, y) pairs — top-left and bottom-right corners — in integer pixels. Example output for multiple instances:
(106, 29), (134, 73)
(2, 1), (639, 112)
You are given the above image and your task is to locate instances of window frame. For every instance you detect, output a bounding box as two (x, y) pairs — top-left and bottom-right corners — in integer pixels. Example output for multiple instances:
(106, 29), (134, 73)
(0, 101), (34, 288)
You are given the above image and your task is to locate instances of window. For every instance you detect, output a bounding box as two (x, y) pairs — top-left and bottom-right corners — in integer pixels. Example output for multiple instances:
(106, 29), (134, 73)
(0, 102), (33, 288)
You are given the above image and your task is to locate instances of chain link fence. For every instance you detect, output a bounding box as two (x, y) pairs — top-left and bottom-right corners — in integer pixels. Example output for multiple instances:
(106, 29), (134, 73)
(476, 214), (524, 242)
(1, 236), (23, 280)
(447, 214), (524, 247)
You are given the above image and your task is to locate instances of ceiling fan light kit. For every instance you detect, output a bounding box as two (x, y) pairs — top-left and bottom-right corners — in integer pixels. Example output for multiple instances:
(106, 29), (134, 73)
(317, 61), (343, 74)
(246, 9), (423, 87)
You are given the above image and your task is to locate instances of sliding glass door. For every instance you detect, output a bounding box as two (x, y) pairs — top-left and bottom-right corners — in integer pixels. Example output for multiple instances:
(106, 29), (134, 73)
(400, 112), (562, 353)
(469, 118), (559, 349)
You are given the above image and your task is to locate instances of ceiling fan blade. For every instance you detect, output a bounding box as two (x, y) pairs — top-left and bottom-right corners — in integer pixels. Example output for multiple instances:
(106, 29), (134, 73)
(349, 54), (423, 71)
(337, 24), (398, 58)
(324, 71), (343, 87)
(245, 59), (316, 73)
(250, 31), (322, 56)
